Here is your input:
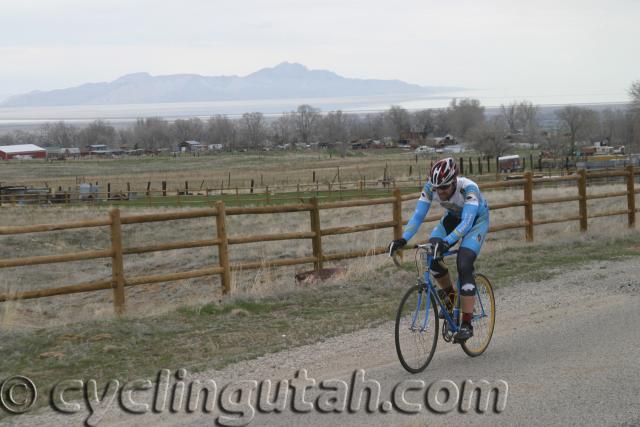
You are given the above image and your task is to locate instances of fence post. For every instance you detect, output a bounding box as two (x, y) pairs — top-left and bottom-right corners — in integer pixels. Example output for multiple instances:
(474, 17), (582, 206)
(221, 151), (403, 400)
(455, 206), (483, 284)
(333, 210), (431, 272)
(626, 165), (636, 228)
(393, 188), (403, 240)
(109, 208), (126, 315)
(577, 169), (588, 232)
(215, 201), (233, 294)
(309, 197), (323, 270)
(524, 171), (534, 241)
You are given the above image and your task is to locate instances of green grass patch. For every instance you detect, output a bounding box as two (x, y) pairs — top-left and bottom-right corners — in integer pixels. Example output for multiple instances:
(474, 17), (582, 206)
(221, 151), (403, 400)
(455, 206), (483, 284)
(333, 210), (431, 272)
(1, 235), (639, 416)
(94, 186), (418, 208)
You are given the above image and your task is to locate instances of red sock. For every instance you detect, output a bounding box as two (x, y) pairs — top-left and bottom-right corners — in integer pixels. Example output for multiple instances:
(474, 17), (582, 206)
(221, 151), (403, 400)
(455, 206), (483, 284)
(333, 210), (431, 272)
(462, 312), (473, 323)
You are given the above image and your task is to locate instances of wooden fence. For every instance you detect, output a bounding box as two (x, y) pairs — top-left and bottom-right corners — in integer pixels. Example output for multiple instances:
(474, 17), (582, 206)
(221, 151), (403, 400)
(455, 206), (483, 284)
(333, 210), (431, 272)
(0, 166), (638, 314)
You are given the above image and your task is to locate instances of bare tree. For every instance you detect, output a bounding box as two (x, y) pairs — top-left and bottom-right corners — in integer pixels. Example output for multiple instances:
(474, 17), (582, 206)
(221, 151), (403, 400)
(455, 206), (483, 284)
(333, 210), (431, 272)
(412, 109), (436, 136)
(292, 104), (320, 145)
(321, 110), (350, 156)
(206, 115), (237, 150)
(555, 106), (598, 155)
(40, 121), (78, 147)
(470, 116), (509, 157)
(539, 125), (570, 159)
(132, 118), (173, 151)
(432, 109), (451, 136)
(271, 113), (295, 146)
(630, 80), (640, 151)
(630, 80), (640, 113)
(516, 101), (541, 146)
(173, 118), (205, 143)
(321, 111), (349, 143)
(77, 120), (117, 147)
(598, 108), (630, 146)
(0, 130), (41, 146)
(448, 98), (485, 139)
(241, 112), (266, 148)
(500, 102), (519, 134)
(385, 105), (411, 140)
(364, 113), (386, 140)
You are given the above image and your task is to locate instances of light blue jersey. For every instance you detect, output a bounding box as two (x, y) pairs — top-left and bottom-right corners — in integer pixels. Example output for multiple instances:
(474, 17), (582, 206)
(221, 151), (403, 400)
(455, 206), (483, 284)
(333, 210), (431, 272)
(402, 177), (490, 253)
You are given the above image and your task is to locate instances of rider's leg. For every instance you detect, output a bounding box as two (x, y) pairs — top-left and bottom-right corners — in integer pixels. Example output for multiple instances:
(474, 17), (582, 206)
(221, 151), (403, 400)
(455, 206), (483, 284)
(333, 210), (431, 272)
(457, 214), (489, 332)
(429, 215), (460, 303)
(428, 238), (454, 298)
(457, 248), (477, 319)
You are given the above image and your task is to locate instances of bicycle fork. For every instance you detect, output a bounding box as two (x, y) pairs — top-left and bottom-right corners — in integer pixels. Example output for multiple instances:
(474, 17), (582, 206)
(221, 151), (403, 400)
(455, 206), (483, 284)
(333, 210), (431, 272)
(410, 283), (432, 333)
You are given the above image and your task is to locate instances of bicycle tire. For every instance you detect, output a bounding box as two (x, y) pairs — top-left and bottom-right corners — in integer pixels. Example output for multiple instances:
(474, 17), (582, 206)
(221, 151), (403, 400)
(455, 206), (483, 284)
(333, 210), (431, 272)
(460, 273), (496, 357)
(395, 285), (439, 373)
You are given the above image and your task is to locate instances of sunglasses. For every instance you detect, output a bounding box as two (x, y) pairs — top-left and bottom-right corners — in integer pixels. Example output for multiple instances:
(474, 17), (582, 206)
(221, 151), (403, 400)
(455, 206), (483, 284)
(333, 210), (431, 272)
(435, 183), (452, 190)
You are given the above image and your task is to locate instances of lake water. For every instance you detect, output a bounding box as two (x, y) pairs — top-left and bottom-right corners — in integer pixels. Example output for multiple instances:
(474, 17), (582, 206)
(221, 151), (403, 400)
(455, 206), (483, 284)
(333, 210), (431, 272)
(0, 89), (628, 128)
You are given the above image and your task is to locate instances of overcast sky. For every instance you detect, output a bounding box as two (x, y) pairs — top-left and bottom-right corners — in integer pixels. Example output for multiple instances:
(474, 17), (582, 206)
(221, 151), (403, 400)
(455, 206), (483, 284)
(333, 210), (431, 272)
(1, 0), (638, 102)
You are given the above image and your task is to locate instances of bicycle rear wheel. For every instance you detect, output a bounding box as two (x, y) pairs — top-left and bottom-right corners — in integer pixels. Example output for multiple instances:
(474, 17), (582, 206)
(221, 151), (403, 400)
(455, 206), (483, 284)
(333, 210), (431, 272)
(461, 273), (495, 357)
(395, 285), (439, 373)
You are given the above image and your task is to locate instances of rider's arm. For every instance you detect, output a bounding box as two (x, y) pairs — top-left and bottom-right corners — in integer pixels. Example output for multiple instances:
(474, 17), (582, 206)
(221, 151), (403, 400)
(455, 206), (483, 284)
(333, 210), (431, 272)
(402, 184), (432, 241)
(444, 188), (480, 246)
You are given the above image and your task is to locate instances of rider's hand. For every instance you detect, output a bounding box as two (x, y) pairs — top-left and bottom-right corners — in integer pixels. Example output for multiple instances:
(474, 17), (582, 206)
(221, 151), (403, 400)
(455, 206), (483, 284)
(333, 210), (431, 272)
(433, 241), (450, 258)
(388, 238), (407, 256)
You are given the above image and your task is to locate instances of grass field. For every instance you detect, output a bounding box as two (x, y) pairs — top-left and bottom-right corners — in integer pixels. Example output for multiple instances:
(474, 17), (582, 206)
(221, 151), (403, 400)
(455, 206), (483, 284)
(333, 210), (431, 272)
(0, 149), (536, 195)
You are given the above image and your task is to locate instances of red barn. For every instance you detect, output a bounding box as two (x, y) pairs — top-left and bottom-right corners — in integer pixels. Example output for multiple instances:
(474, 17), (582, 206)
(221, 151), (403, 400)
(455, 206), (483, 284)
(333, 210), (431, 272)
(0, 144), (47, 160)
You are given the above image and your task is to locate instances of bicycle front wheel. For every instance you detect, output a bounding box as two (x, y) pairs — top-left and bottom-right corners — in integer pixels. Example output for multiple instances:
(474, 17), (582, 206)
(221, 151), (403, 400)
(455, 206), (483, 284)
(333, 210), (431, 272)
(461, 273), (496, 357)
(395, 285), (439, 373)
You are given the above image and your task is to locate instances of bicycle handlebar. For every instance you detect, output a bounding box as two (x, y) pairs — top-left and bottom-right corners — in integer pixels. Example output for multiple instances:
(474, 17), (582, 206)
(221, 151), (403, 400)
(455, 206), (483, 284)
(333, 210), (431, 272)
(390, 242), (458, 268)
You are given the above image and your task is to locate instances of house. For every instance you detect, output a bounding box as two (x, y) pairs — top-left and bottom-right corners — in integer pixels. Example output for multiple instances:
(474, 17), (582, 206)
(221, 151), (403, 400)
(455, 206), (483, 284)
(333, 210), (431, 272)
(179, 140), (205, 152)
(0, 144), (47, 160)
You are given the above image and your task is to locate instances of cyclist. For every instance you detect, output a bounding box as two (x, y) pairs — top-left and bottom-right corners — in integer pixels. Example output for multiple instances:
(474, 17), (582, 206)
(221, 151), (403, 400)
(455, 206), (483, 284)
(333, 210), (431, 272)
(388, 157), (490, 341)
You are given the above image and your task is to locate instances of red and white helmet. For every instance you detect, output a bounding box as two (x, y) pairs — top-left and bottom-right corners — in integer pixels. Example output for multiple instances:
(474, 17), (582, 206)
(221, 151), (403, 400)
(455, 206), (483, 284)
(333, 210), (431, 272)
(429, 158), (458, 188)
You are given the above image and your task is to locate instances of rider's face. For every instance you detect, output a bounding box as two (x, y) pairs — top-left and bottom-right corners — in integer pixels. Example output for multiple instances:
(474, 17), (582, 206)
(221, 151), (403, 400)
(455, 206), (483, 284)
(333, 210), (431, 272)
(436, 181), (455, 200)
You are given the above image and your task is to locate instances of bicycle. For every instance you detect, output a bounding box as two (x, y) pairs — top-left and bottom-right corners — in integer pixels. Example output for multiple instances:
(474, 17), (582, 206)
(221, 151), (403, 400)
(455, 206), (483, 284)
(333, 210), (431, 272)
(392, 243), (495, 373)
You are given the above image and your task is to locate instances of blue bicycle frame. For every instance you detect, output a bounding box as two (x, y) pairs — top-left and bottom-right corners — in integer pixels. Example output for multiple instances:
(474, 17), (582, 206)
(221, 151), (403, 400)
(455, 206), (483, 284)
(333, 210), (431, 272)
(411, 247), (488, 333)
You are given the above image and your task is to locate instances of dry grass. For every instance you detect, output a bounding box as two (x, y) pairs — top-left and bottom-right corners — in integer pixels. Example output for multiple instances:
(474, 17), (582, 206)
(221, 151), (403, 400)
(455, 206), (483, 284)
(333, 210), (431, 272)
(0, 150), (431, 192)
(0, 178), (636, 330)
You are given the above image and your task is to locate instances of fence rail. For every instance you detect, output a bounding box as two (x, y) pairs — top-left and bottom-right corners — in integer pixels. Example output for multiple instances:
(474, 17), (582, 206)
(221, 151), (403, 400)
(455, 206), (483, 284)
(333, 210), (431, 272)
(0, 166), (638, 313)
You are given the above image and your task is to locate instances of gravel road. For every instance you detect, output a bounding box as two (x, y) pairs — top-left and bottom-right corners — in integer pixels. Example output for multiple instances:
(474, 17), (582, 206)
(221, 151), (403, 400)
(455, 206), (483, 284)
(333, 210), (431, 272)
(5, 258), (640, 427)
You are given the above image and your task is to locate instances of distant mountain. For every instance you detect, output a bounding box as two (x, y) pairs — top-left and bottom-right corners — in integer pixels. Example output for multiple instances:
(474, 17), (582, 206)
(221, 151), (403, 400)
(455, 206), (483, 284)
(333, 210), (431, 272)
(1, 62), (459, 107)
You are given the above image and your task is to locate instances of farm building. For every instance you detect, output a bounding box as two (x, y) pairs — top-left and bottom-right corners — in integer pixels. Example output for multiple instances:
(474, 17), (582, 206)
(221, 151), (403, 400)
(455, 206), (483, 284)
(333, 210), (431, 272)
(179, 140), (205, 152)
(498, 155), (523, 172)
(0, 144), (47, 160)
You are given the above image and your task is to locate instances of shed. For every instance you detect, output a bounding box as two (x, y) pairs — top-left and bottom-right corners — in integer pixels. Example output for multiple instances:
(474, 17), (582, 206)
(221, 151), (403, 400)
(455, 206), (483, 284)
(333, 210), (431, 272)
(0, 144), (47, 160)
(179, 140), (204, 152)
